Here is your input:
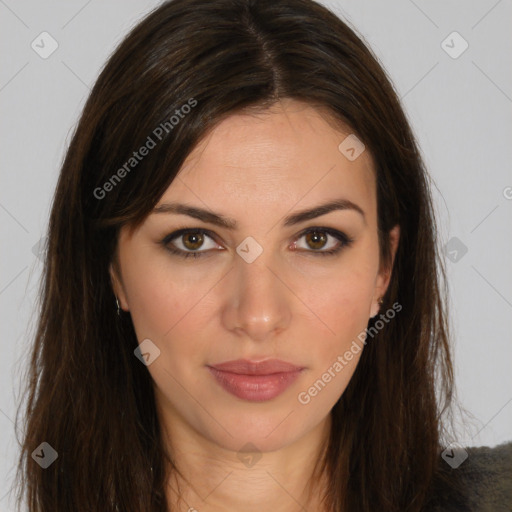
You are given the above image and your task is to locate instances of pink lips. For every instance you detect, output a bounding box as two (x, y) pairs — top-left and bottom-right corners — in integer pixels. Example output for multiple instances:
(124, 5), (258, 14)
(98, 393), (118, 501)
(207, 359), (305, 402)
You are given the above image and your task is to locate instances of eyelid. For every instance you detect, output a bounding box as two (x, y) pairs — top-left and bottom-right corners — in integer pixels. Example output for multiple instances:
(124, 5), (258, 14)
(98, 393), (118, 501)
(161, 227), (221, 247)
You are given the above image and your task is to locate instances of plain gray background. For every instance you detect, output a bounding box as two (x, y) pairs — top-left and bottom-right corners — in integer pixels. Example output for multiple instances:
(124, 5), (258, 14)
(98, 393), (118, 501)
(1, 0), (511, 509)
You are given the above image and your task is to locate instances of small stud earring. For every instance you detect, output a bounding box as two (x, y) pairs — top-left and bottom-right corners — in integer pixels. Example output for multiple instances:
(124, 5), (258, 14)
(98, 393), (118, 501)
(378, 297), (384, 305)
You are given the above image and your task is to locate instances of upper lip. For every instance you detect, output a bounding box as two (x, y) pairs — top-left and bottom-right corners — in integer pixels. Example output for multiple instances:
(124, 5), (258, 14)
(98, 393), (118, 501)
(208, 359), (304, 375)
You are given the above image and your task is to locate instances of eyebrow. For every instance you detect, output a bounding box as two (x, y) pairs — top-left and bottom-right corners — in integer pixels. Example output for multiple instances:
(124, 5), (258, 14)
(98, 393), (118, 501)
(152, 198), (365, 229)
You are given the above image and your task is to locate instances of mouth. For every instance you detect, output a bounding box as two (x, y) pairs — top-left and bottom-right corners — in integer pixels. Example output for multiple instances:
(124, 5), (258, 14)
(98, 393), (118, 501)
(206, 359), (305, 402)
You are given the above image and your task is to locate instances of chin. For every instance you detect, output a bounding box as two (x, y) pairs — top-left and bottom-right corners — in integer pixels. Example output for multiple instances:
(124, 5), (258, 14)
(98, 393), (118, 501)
(195, 401), (328, 454)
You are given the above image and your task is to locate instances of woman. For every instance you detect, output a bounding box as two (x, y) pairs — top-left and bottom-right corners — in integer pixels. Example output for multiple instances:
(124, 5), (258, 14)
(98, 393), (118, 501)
(14, 0), (511, 510)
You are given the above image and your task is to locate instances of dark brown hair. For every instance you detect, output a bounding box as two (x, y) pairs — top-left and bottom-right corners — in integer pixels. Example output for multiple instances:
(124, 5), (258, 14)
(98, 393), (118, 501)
(14, 0), (462, 510)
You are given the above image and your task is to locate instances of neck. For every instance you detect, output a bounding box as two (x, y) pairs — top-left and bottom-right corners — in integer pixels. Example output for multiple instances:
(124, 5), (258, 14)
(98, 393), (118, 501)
(162, 415), (332, 512)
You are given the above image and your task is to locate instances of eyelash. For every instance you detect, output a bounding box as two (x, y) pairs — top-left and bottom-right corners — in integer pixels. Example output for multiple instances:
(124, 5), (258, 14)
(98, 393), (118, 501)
(160, 227), (354, 259)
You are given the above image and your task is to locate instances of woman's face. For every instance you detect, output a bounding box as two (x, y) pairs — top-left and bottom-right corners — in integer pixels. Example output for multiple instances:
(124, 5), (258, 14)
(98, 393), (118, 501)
(111, 99), (398, 454)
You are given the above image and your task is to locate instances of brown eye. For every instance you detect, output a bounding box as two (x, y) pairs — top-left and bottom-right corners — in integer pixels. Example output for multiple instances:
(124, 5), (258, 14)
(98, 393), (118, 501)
(293, 227), (353, 257)
(162, 226), (353, 260)
(182, 231), (205, 251)
(163, 229), (220, 258)
(304, 231), (328, 250)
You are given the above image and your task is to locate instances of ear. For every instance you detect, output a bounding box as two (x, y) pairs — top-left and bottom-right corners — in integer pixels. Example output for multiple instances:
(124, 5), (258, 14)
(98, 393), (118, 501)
(109, 260), (129, 312)
(370, 224), (400, 317)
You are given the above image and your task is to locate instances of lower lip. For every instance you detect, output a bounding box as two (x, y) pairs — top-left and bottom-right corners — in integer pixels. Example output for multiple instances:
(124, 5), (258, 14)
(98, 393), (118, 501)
(207, 367), (303, 402)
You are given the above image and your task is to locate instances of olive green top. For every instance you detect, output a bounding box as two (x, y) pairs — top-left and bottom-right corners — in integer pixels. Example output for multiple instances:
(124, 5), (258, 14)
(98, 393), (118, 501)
(425, 441), (512, 511)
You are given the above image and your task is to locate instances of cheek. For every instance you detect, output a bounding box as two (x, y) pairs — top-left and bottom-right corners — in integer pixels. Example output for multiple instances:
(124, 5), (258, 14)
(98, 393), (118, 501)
(315, 269), (372, 323)
(119, 245), (196, 342)
(309, 257), (378, 342)
(122, 260), (210, 395)
(293, 268), (375, 410)
(296, 250), (379, 404)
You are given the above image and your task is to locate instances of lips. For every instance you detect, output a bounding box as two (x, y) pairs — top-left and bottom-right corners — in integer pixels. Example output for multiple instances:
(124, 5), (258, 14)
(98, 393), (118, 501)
(207, 359), (305, 402)
(209, 359), (303, 375)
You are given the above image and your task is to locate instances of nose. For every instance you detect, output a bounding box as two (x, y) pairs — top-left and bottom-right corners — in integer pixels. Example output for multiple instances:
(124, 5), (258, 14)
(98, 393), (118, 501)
(221, 251), (292, 343)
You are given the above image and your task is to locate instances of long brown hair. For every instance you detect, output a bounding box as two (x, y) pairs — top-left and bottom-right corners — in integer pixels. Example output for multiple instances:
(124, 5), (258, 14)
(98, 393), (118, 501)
(14, 0), (462, 510)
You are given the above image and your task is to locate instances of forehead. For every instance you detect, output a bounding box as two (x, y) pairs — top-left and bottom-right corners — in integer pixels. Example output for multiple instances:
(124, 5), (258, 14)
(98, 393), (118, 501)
(159, 99), (376, 224)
